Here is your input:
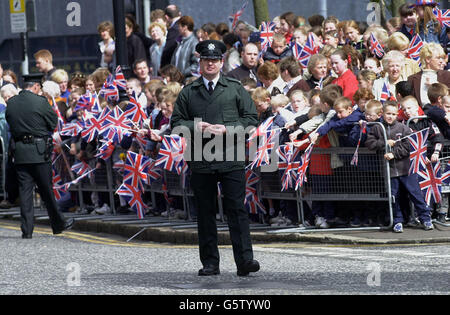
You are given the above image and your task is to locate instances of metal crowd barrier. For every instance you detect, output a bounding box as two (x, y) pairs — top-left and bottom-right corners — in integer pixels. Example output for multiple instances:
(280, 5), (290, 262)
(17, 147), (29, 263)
(60, 122), (397, 235)
(406, 116), (450, 227)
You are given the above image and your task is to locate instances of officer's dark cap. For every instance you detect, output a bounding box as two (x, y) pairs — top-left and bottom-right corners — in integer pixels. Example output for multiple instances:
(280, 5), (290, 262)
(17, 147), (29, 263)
(196, 40), (227, 60)
(22, 73), (44, 84)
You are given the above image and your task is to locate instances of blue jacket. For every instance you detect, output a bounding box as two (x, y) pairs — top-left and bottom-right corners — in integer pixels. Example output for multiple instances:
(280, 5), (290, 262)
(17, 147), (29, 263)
(317, 108), (365, 137)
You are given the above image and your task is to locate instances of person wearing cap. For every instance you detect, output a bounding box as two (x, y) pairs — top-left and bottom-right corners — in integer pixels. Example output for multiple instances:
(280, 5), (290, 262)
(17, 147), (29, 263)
(414, 0), (448, 46)
(5, 74), (73, 239)
(171, 40), (260, 277)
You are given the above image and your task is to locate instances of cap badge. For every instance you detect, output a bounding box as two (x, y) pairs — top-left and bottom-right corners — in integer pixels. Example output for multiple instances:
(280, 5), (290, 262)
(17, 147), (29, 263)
(208, 43), (215, 51)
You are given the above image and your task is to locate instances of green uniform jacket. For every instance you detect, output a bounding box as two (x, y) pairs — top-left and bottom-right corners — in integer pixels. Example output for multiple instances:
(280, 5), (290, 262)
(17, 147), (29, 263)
(171, 75), (258, 173)
(6, 90), (57, 164)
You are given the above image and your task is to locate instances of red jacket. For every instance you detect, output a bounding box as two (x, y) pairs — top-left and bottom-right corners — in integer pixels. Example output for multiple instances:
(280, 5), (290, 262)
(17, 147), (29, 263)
(332, 69), (358, 103)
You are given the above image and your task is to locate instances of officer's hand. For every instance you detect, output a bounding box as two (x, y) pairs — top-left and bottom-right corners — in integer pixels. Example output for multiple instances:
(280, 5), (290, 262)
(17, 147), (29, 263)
(196, 121), (212, 132)
(206, 124), (227, 135)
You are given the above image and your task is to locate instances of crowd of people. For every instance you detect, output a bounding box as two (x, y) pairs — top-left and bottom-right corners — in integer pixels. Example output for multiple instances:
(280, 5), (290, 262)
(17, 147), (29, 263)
(1, 1), (450, 233)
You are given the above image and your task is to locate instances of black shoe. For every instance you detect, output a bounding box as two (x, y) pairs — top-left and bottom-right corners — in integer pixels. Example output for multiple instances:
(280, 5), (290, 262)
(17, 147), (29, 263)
(198, 265), (220, 276)
(237, 260), (260, 277)
(53, 218), (74, 235)
(22, 234), (32, 239)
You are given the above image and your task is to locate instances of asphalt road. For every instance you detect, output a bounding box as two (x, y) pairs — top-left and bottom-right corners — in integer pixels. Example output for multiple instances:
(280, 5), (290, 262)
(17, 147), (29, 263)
(1, 220), (449, 296)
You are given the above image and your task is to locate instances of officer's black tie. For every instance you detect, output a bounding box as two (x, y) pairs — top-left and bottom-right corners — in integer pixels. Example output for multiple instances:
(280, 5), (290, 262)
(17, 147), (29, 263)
(208, 81), (214, 95)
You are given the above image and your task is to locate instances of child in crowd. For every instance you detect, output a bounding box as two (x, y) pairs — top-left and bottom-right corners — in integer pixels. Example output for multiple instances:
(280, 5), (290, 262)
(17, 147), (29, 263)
(126, 78), (147, 110)
(344, 20), (365, 55)
(289, 90), (310, 115)
(143, 79), (165, 117)
(330, 49), (359, 102)
(309, 96), (365, 144)
(353, 88), (375, 113)
(422, 83), (450, 139)
(357, 70), (377, 91)
(398, 3), (418, 41)
(366, 102), (434, 232)
(309, 89), (322, 108)
(414, 0), (448, 46)
(401, 95), (445, 223)
(323, 31), (339, 49)
(85, 75), (96, 94)
(292, 27), (308, 46)
(363, 58), (382, 77)
(263, 34), (293, 64)
(270, 93), (296, 123)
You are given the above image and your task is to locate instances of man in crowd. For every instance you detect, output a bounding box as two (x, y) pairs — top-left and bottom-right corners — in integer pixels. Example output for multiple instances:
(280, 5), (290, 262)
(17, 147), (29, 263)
(161, 4), (182, 68)
(34, 50), (57, 81)
(171, 15), (199, 80)
(133, 59), (153, 86)
(226, 43), (260, 84)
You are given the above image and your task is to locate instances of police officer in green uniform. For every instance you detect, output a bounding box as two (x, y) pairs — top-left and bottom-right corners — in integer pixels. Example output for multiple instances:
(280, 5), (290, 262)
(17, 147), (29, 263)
(171, 40), (260, 277)
(6, 74), (73, 239)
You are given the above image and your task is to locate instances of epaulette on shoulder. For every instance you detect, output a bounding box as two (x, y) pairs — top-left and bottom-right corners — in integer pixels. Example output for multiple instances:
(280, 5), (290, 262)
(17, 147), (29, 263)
(225, 77), (241, 85)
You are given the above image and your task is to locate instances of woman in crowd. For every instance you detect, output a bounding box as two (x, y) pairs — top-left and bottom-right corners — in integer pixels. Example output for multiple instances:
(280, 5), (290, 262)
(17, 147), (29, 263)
(407, 42), (450, 106)
(289, 54), (330, 95)
(372, 50), (405, 101)
(149, 22), (167, 77)
(97, 21), (115, 68)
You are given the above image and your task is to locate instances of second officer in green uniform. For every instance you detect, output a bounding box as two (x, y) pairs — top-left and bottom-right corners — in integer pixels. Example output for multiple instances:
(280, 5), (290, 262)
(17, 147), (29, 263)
(6, 74), (73, 239)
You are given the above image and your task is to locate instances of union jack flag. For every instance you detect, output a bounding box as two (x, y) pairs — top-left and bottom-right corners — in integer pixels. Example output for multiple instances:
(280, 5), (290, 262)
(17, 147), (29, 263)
(52, 168), (66, 201)
(244, 170), (266, 215)
(228, 1), (248, 30)
(350, 121), (367, 166)
(60, 121), (84, 137)
(433, 8), (450, 28)
(100, 106), (134, 143)
(418, 161), (442, 205)
(113, 159), (125, 175)
(260, 21), (275, 51)
(155, 135), (188, 175)
(297, 33), (320, 68)
(114, 66), (128, 90)
(407, 34), (424, 64)
(380, 81), (395, 102)
(295, 143), (314, 190)
(369, 32), (385, 59)
(95, 140), (115, 160)
(408, 128), (429, 175)
(116, 183), (146, 219)
(123, 91), (148, 127)
(276, 144), (301, 191)
(75, 92), (98, 112)
(146, 159), (162, 185)
(71, 160), (93, 179)
(291, 42), (303, 62)
(248, 129), (279, 169)
(441, 162), (450, 185)
(248, 116), (275, 141)
(100, 74), (119, 103)
(123, 151), (151, 192)
(81, 107), (110, 143)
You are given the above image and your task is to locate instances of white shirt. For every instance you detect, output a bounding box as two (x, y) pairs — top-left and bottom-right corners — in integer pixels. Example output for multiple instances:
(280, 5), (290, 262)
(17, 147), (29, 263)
(283, 76), (302, 95)
(420, 70), (438, 106)
(202, 75), (220, 91)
